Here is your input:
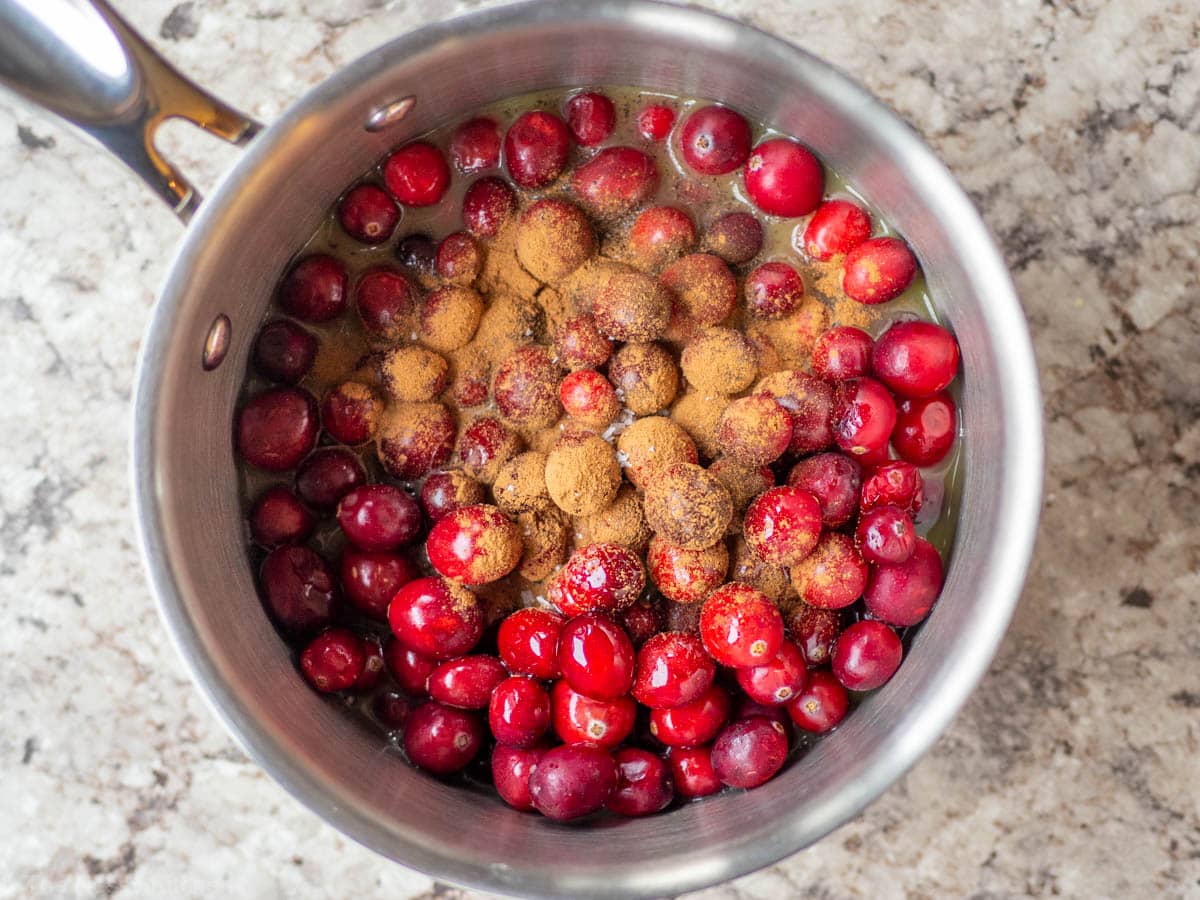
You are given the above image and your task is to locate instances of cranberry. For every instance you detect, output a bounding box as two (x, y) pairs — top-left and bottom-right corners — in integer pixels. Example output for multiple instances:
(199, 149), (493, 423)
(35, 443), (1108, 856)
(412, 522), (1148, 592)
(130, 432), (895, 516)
(843, 237), (918, 304)
(812, 326), (874, 382)
(294, 448), (365, 510)
(252, 319), (317, 384)
(679, 105), (751, 175)
(248, 486), (314, 547)
(637, 104), (675, 141)
(565, 91), (616, 146)
(336, 483), (419, 551)
(628, 206), (697, 269)
(621, 600), (664, 646)
(457, 417), (521, 484)
(803, 199), (872, 260)
(337, 183), (400, 244)
(340, 546), (418, 619)
(832, 377), (898, 461)
(699, 583), (784, 668)
(373, 690), (412, 730)
(555, 315), (612, 371)
(786, 452), (862, 528)
(632, 631), (716, 708)
(792, 532), (868, 610)
(403, 701), (483, 774)
(861, 460), (924, 516)
(426, 504), (522, 585)
(552, 543), (646, 616)
(787, 603), (841, 667)
(660, 253), (738, 327)
(754, 370), (834, 455)
(426, 655), (507, 709)
(832, 620), (903, 691)
(279, 255), (347, 323)
(607, 748), (674, 817)
(384, 638), (437, 696)
(492, 345), (562, 429)
(872, 321), (959, 399)
(491, 744), (546, 811)
(735, 640), (808, 706)
(893, 392), (957, 467)
(716, 395), (793, 467)
(488, 676), (551, 748)
(504, 110), (571, 188)
(528, 744), (618, 821)
(419, 470), (485, 522)
(559, 370), (620, 428)
(711, 716), (789, 789)
(572, 147), (658, 219)
(461, 176), (515, 237)
(236, 387), (318, 471)
(322, 382), (381, 446)
(856, 505), (917, 566)
(703, 211), (763, 264)
(388, 576), (483, 659)
(649, 683), (730, 747)
(354, 267), (416, 339)
(787, 670), (849, 733)
(647, 537), (728, 604)
(355, 635), (386, 691)
(666, 745), (721, 798)
(557, 614), (636, 700)
(644, 462), (733, 551)
(608, 342), (680, 417)
(376, 401), (456, 480)
(745, 262), (805, 318)
(743, 486), (822, 567)
(435, 232), (481, 284)
(498, 608), (564, 679)
(299, 628), (366, 693)
(744, 138), (824, 218)
(394, 233), (438, 277)
(259, 545), (335, 635)
(450, 117), (502, 172)
(551, 679), (636, 748)
(383, 141), (450, 207)
(864, 537), (944, 626)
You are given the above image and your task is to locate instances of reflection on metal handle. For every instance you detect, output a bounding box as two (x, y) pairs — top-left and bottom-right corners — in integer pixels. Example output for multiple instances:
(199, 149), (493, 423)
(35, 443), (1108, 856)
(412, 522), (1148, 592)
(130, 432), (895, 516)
(0, 0), (261, 221)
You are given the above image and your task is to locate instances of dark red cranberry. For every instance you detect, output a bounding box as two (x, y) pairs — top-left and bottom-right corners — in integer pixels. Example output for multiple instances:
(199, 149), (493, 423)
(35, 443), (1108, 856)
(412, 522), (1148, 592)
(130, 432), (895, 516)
(337, 483), (420, 551)
(733, 696), (790, 726)
(787, 603), (841, 667)
(300, 628), (366, 693)
(340, 546), (418, 619)
(450, 117), (502, 172)
(803, 199), (871, 260)
(497, 608), (564, 679)
(660, 253), (738, 327)
(426, 504), (522, 585)
(373, 690), (412, 730)
(394, 233), (438, 278)
(663, 598), (703, 639)
(621, 601), (664, 647)
(558, 370), (620, 428)
(792, 532), (868, 609)
(383, 638), (437, 696)
(744, 261), (805, 318)
(717, 395), (793, 466)
(504, 110), (571, 188)
(388, 576), (483, 660)
(551, 679), (636, 749)
(637, 104), (675, 141)
(607, 748), (674, 817)
(787, 670), (848, 733)
(528, 744), (618, 821)
(843, 237), (918, 304)
(649, 683), (730, 747)
(786, 452), (862, 528)
(403, 700), (483, 774)
(376, 401), (456, 480)
(832, 377), (898, 461)
(383, 141), (450, 207)
(812, 326), (874, 382)
(492, 743), (547, 811)
(893, 392), (957, 467)
(832, 620), (903, 691)
(628, 206), (697, 269)
(338, 183), (400, 244)
(703, 211), (763, 264)
(572, 147), (658, 219)
(711, 716), (789, 789)
(279, 255), (347, 323)
(699, 583), (785, 668)
(456, 417), (520, 484)
(552, 543), (646, 616)
(864, 537), (944, 626)
(666, 745), (721, 798)
(680, 105), (751, 175)
(462, 176), (516, 237)
(647, 537), (728, 605)
(744, 138), (824, 218)
(488, 676), (551, 748)
(353, 635), (386, 691)
(565, 91), (616, 146)
(419, 470), (485, 522)
(861, 460), (924, 516)
(555, 315), (612, 371)
(355, 267), (416, 338)
(492, 345), (562, 428)
(872, 321), (960, 398)
(259, 545), (336, 635)
(236, 387), (318, 471)
(252, 319), (317, 384)
(754, 370), (834, 455)
(735, 641), (808, 705)
(322, 382), (382, 446)
(435, 232), (481, 284)
(631, 631), (715, 708)
(294, 448), (366, 510)
(249, 486), (314, 547)
(428, 655), (507, 709)
(557, 614), (636, 701)
(856, 505), (917, 565)
(743, 487), (822, 567)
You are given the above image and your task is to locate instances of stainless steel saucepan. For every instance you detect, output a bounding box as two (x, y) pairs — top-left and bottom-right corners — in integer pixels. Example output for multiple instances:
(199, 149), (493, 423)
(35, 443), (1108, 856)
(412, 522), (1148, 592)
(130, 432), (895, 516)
(0, 1), (1043, 896)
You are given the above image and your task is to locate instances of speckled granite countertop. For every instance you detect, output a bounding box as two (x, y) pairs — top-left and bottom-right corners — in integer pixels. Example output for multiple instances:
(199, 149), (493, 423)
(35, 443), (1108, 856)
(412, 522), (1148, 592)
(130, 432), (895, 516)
(1, 1), (1197, 897)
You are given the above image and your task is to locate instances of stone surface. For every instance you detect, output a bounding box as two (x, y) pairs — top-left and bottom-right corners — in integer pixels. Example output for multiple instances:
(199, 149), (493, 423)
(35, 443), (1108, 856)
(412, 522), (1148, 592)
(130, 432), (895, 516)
(1, 1), (1197, 898)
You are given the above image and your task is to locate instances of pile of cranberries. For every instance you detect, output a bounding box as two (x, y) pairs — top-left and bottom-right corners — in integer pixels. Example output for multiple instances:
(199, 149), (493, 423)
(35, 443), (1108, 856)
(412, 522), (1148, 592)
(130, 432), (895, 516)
(237, 87), (961, 822)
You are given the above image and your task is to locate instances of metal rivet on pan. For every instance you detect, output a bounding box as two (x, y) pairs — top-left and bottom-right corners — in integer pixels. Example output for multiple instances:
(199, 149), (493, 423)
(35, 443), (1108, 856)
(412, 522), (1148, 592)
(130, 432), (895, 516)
(365, 95), (416, 132)
(202, 314), (231, 371)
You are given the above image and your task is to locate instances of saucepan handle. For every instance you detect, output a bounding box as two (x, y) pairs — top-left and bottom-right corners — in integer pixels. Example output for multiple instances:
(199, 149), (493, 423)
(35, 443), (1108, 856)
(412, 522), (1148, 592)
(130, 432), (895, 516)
(0, 0), (261, 221)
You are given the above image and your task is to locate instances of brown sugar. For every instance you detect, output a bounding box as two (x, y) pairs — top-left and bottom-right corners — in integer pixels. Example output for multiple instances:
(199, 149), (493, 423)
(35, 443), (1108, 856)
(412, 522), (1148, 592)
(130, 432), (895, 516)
(659, 253), (737, 327)
(379, 345), (449, 402)
(375, 400), (456, 480)
(545, 433), (621, 516)
(729, 534), (793, 604)
(642, 462), (732, 550)
(715, 395), (792, 467)
(744, 297), (828, 368)
(708, 456), (773, 515)
(680, 327), (758, 395)
(670, 389), (728, 460)
(592, 269), (672, 342)
(616, 415), (698, 491)
(492, 450), (552, 515)
(515, 198), (596, 283)
(516, 508), (572, 582)
(608, 342), (679, 415)
(478, 219), (542, 300)
(809, 258), (879, 330)
(574, 484), (652, 551)
(420, 285), (484, 352)
(561, 257), (631, 316)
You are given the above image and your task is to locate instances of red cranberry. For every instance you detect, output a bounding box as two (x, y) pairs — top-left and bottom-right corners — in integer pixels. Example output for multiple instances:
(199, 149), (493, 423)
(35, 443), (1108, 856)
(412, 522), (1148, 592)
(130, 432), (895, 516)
(384, 638), (437, 696)
(322, 382), (381, 446)
(792, 532), (868, 609)
(787, 604), (841, 668)
(428, 655), (508, 709)
(504, 110), (571, 188)
(872, 321), (960, 398)
(388, 576), (483, 660)
(649, 683), (730, 747)
(803, 199), (871, 260)
(679, 105), (751, 175)
(621, 600), (664, 646)
(711, 716), (789, 789)
(629, 206), (697, 269)
(435, 232), (481, 284)
(637, 104), (675, 141)
(403, 701), (483, 774)
(376, 401), (456, 480)
(559, 370), (620, 428)
(419, 470), (485, 522)
(493, 345), (562, 429)
(237, 387), (318, 471)
(861, 460), (924, 516)
(856, 505), (917, 565)
(832, 620), (903, 691)
(812, 326), (874, 382)
(699, 583), (784, 668)
(557, 614), (636, 700)
(743, 486), (822, 567)
(754, 370), (834, 455)
(338, 183), (400, 244)
(555, 315), (612, 371)
(787, 670), (848, 733)
(253, 319), (317, 384)
(786, 452), (862, 528)
(745, 262), (805, 318)
(337, 484), (420, 551)
(744, 138), (824, 218)
(893, 392), (957, 467)
(735, 641), (808, 705)
(632, 631), (716, 708)
(462, 176), (515, 237)
(843, 237), (918, 304)
(259, 545), (335, 635)
(528, 744), (618, 821)
(492, 743), (547, 811)
(498, 608), (564, 679)
(426, 504), (522, 585)
(395, 233), (438, 277)
(607, 748), (674, 817)
(279, 255), (347, 323)
(716, 395), (793, 467)
(294, 448), (366, 510)
(647, 537), (728, 605)
(703, 211), (763, 264)
(864, 537), (944, 626)
(373, 690), (412, 730)
(488, 676), (551, 748)
(340, 546), (418, 619)
(565, 91), (616, 146)
(552, 543), (646, 616)
(832, 377), (898, 461)
(300, 628), (366, 693)
(249, 486), (314, 547)
(450, 117), (501, 172)
(383, 141), (450, 207)
(666, 745), (721, 798)
(457, 417), (521, 483)
(355, 267), (416, 338)
(551, 679), (636, 749)
(354, 635), (386, 691)
(572, 147), (658, 219)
